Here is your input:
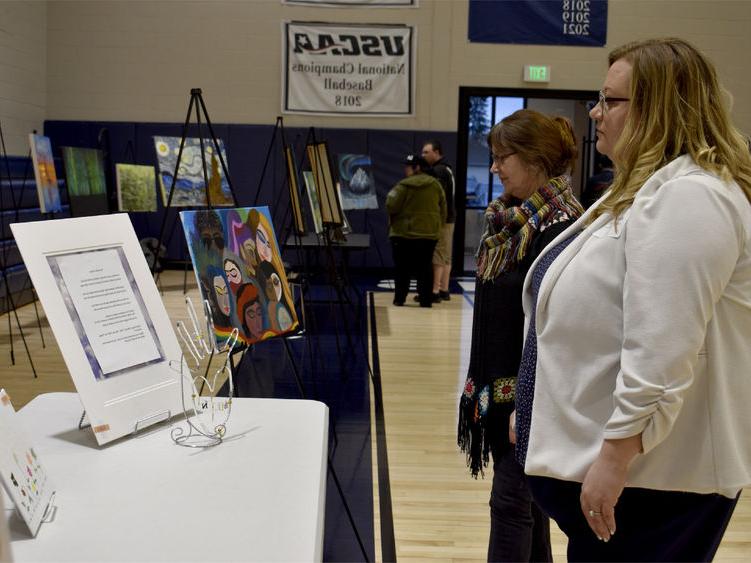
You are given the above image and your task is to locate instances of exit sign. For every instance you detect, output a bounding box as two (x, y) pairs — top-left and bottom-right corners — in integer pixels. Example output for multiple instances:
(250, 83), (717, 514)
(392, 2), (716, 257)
(524, 65), (551, 83)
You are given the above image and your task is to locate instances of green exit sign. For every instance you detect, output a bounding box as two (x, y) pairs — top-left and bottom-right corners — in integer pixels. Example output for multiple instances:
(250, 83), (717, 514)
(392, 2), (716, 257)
(524, 65), (551, 83)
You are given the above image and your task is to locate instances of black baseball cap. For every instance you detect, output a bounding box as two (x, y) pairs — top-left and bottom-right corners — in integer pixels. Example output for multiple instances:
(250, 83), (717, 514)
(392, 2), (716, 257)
(402, 153), (428, 167)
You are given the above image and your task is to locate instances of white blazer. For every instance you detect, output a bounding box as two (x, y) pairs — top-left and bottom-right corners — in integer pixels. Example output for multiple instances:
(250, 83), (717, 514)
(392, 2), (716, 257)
(523, 155), (751, 496)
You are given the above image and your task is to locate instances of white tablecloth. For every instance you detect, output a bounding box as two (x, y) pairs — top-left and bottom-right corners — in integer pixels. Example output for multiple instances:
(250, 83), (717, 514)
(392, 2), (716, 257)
(6, 393), (328, 562)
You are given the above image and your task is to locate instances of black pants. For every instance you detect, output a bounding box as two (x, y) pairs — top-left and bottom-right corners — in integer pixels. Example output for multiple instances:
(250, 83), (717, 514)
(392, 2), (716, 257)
(489, 449), (552, 562)
(390, 237), (437, 306)
(528, 476), (739, 562)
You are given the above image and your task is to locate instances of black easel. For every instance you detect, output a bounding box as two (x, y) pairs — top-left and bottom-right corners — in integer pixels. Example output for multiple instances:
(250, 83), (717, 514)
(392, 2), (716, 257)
(0, 123), (40, 376)
(150, 88), (240, 276)
(231, 118), (369, 561)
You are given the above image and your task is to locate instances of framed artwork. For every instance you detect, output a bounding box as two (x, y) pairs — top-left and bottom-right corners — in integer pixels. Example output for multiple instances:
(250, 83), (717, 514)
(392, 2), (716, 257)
(0, 389), (55, 536)
(11, 215), (191, 445)
(116, 164), (157, 212)
(303, 171), (323, 234)
(28, 134), (62, 214)
(62, 147), (109, 216)
(306, 142), (343, 227)
(337, 154), (377, 210)
(181, 206), (299, 347)
(285, 147), (305, 235)
(153, 136), (234, 207)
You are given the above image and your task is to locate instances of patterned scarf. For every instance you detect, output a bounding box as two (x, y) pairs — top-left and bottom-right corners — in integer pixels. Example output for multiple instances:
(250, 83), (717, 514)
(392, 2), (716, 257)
(458, 175), (583, 477)
(476, 175), (583, 282)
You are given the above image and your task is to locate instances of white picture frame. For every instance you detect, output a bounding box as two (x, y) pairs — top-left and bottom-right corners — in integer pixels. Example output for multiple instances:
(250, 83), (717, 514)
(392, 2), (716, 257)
(11, 214), (190, 446)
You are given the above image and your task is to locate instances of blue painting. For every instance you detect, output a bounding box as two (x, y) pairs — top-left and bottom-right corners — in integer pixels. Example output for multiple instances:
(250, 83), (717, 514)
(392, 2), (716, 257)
(154, 136), (234, 207)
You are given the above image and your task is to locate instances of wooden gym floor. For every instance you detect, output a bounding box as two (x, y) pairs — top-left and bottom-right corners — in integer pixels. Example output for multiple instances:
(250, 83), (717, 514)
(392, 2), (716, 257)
(1, 271), (749, 561)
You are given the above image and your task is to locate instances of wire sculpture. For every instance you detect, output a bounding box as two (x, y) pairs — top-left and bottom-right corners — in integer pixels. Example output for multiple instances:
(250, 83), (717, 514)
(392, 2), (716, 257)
(169, 296), (238, 448)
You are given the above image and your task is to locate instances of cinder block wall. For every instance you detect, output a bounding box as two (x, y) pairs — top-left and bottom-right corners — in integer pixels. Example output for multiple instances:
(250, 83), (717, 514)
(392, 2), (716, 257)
(1, 1), (750, 152)
(0, 1), (46, 156)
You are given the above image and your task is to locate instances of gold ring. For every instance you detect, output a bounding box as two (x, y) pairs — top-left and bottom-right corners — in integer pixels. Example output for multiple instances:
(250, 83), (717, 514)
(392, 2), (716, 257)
(588, 509), (601, 517)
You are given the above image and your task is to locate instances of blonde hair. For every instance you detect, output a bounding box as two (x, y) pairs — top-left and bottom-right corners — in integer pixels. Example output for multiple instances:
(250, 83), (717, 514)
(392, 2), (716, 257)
(487, 109), (578, 179)
(592, 37), (751, 222)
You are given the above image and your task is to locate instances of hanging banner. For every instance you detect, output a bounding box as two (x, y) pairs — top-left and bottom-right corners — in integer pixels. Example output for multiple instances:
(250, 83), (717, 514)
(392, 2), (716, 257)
(468, 0), (607, 47)
(283, 0), (416, 5)
(283, 22), (414, 116)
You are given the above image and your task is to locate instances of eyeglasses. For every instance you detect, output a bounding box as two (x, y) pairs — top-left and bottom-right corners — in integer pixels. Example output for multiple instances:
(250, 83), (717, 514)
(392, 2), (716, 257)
(491, 151), (516, 166)
(597, 91), (630, 115)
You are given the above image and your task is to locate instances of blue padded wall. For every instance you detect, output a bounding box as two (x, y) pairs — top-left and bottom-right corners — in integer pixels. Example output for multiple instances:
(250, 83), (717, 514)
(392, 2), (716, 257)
(44, 120), (457, 271)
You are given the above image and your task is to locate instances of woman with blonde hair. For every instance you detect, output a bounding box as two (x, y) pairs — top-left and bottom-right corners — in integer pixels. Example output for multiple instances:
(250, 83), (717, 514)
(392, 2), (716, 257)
(513, 38), (751, 561)
(458, 108), (583, 562)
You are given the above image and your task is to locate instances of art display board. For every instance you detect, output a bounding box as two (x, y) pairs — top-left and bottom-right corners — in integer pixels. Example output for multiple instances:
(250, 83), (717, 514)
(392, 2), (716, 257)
(28, 134), (63, 214)
(285, 147), (306, 235)
(306, 142), (343, 226)
(61, 147), (109, 217)
(303, 171), (324, 234)
(154, 136), (234, 207)
(180, 206), (299, 347)
(0, 389), (55, 536)
(10, 215), (191, 446)
(116, 163), (157, 212)
(337, 154), (378, 210)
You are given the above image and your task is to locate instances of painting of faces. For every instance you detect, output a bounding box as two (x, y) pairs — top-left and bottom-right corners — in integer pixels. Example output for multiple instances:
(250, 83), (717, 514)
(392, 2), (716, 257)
(181, 206), (299, 347)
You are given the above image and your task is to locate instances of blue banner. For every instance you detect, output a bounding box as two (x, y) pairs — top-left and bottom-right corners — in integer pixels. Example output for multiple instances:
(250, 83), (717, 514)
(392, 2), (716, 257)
(468, 0), (607, 47)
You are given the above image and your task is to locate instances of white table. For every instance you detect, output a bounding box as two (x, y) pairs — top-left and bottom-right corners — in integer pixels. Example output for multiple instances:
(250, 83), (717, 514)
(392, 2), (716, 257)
(6, 393), (328, 562)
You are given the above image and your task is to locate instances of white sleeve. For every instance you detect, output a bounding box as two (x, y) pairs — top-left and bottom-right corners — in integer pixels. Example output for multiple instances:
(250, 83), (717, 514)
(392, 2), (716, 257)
(603, 175), (745, 453)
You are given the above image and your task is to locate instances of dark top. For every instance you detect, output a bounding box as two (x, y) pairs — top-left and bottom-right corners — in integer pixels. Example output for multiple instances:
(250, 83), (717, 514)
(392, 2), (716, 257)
(428, 157), (456, 223)
(468, 220), (574, 462)
(515, 233), (580, 466)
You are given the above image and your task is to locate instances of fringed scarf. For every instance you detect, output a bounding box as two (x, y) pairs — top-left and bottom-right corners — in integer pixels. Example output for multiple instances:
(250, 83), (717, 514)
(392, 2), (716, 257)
(458, 175), (583, 477)
(476, 175), (583, 282)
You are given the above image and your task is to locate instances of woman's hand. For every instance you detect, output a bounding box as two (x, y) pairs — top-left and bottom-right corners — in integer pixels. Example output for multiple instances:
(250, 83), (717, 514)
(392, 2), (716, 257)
(580, 435), (642, 542)
(509, 411), (517, 444)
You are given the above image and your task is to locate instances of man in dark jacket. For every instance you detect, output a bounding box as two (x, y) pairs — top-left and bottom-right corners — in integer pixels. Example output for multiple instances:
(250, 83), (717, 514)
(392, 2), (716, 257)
(422, 139), (455, 302)
(386, 154), (447, 308)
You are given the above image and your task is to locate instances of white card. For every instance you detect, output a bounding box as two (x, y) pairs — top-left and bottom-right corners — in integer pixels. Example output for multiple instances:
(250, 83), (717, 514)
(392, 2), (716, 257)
(0, 390), (55, 536)
(11, 215), (192, 445)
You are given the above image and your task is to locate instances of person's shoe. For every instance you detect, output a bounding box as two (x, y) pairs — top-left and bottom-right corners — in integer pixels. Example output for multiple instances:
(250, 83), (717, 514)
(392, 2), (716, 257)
(431, 292), (442, 303)
(393, 299), (405, 306)
(419, 302), (432, 308)
(439, 290), (451, 301)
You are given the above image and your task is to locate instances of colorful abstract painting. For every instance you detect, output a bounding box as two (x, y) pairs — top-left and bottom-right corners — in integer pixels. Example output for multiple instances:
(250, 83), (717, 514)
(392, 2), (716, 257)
(116, 164), (157, 212)
(61, 147), (109, 216)
(154, 136), (234, 207)
(180, 207), (299, 347)
(337, 153), (377, 210)
(303, 171), (323, 234)
(28, 134), (62, 214)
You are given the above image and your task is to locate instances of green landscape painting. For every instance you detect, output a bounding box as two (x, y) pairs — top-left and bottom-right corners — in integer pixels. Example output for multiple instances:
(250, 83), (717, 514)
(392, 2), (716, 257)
(116, 164), (157, 212)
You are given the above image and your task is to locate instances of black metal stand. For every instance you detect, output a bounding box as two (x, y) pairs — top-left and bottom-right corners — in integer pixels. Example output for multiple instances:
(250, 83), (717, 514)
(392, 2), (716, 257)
(280, 335), (370, 563)
(0, 122), (40, 376)
(150, 88), (240, 275)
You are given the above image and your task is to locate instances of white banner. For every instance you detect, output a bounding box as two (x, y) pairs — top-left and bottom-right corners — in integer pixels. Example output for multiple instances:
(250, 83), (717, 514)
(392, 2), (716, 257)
(283, 22), (414, 116)
(283, 0), (416, 6)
